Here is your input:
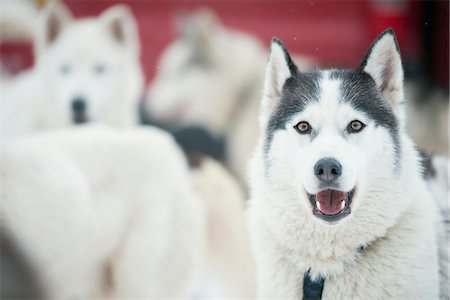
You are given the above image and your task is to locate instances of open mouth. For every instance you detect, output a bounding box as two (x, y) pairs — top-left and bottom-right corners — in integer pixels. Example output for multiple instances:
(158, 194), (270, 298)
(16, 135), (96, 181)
(308, 188), (355, 223)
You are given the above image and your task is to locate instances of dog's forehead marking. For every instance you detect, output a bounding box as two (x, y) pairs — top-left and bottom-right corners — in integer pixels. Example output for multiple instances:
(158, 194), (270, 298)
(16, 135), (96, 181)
(302, 72), (344, 141)
(264, 68), (401, 170)
(264, 71), (321, 154)
(317, 71), (341, 118)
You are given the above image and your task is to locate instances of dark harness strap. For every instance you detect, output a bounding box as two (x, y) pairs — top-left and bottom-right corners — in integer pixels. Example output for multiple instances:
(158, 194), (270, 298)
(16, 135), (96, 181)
(303, 269), (325, 300)
(302, 245), (365, 300)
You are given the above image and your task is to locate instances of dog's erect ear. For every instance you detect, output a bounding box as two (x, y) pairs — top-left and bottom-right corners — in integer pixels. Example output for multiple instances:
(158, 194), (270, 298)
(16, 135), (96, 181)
(259, 38), (297, 127)
(100, 5), (140, 54)
(35, 1), (72, 56)
(177, 9), (219, 52)
(359, 29), (404, 118)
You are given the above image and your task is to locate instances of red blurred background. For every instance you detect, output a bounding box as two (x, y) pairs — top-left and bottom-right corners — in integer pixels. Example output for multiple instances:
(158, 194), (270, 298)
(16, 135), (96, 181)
(1, 0), (448, 88)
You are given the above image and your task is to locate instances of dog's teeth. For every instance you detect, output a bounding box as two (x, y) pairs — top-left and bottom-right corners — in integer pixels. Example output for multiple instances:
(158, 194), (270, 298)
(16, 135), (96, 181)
(316, 201), (321, 211)
(340, 200), (346, 210)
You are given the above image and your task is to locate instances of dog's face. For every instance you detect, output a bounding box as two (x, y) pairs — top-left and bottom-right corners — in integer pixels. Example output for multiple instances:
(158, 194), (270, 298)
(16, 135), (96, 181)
(35, 3), (140, 126)
(146, 9), (264, 133)
(148, 40), (233, 132)
(146, 10), (234, 133)
(260, 30), (405, 226)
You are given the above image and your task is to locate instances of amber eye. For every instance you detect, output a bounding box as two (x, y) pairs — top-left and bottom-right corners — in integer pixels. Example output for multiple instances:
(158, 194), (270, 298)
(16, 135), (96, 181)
(294, 121), (311, 134)
(348, 120), (365, 133)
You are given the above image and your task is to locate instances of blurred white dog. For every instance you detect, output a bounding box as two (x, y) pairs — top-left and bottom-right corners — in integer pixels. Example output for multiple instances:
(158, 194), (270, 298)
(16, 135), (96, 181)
(2, 125), (257, 299)
(2, 1), (143, 137)
(1, 4), (256, 298)
(144, 9), (267, 182)
(145, 9), (315, 182)
(2, 125), (205, 298)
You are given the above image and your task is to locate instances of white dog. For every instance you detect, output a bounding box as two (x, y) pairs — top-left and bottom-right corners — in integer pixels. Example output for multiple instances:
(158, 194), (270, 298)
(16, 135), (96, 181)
(247, 29), (447, 299)
(1, 4), (256, 297)
(1, 125), (205, 298)
(145, 9), (315, 181)
(144, 9), (265, 181)
(2, 1), (143, 137)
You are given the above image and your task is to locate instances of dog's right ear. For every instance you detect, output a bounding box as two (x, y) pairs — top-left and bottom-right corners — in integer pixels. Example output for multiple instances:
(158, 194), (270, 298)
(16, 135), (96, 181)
(100, 5), (140, 55)
(35, 1), (72, 57)
(260, 38), (297, 127)
(176, 9), (219, 53)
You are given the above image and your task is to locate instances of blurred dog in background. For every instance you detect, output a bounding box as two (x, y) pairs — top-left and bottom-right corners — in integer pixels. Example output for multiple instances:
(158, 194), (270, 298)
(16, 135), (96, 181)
(1, 2), (256, 299)
(144, 9), (266, 182)
(2, 125), (206, 298)
(2, 1), (144, 137)
(144, 9), (315, 182)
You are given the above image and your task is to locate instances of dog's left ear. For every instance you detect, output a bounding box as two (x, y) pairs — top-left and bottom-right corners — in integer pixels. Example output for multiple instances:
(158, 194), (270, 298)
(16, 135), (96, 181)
(100, 5), (140, 54)
(359, 29), (404, 118)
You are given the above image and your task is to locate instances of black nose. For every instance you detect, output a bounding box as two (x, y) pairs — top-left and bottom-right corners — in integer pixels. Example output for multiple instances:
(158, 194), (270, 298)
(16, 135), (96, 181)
(314, 158), (342, 182)
(71, 98), (86, 113)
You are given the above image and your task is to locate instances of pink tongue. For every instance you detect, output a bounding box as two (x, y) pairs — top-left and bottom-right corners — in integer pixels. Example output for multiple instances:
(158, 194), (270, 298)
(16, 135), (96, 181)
(316, 190), (347, 215)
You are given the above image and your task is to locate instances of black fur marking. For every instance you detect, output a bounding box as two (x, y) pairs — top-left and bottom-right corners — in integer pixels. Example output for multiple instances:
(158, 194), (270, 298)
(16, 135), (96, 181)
(419, 150), (436, 179)
(264, 72), (321, 154)
(331, 69), (401, 166)
(309, 129), (319, 142)
(357, 245), (365, 253)
(271, 37), (298, 75)
(359, 28), (400, 71)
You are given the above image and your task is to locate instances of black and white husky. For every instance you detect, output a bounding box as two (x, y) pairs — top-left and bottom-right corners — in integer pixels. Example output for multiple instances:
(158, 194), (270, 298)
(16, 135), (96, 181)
(248, 29), (447, 299)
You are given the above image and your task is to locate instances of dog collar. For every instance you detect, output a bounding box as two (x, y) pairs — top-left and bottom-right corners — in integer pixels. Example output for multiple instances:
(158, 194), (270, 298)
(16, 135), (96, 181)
(303, 269), (324, 300)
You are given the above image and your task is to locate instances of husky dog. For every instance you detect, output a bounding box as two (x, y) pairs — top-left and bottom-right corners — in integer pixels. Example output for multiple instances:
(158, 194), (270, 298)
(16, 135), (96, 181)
(1, 126), (205, 298)
(248, 29), (446, 299)
(2, 2), (143, 137)
(145, 9), (314, 181)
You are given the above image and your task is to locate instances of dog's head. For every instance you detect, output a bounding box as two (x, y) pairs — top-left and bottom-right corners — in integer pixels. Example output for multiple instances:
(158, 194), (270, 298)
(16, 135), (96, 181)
(146, 9), (265, 133)
(260, 30), (406, 226)
(35, 2), (142, 126)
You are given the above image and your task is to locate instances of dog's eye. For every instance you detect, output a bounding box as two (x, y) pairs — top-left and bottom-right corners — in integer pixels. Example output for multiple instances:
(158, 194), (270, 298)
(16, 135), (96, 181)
(294, 121), (311, 134)
(93, 63), (106, 75)
(60, 64), (72, 75)
(348, 120), (365, 133)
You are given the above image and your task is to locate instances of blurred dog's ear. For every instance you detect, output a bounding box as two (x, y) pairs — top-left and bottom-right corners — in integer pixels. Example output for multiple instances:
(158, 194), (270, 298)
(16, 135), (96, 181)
(259, 37), (297, 127)
(100, 5), (140, 54)
(35, 0), (72, 56)
(177, 8), (220, 52)
(359, 29), (405, 121)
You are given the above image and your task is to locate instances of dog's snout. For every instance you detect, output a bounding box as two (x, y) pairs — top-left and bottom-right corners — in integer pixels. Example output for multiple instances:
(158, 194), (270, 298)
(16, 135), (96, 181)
(71, 97), (88, 124)
(314, 158), (342, 182)
(71, 98), (86, 113)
